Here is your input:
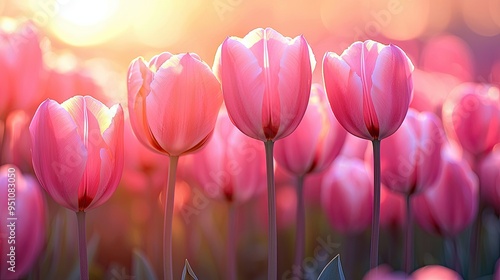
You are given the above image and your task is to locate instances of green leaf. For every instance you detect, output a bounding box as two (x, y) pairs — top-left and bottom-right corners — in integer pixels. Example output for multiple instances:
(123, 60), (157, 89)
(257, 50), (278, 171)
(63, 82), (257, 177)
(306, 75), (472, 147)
(132, 250), (157, 280)
(317, 254), (346, 280)
(181, 259), (198, 280)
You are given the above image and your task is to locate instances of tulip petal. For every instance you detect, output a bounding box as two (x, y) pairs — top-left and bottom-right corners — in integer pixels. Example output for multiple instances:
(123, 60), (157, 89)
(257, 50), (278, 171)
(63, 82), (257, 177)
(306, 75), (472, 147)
(221, 38), (266, 140)
(147, 53), (222, 156)
(323, 53), (370, 139)
(370, 45), (413, 139)
(30, 100), (84, 211)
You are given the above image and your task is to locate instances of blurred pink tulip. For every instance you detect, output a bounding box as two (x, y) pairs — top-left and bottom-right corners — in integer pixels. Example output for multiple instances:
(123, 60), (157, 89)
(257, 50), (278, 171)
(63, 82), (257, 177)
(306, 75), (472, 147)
(420, 34), (474, 82)
(213, 27), (315, 141)
(258, 184), (297, 230)
(378, 109), (445, 195)
(181, 113), (266, 203)
(363, 265), (407, 280)
(442, 83), (500, 157)
(1, 110), (32, 172)
(477, 148), (500, 214)
(412, 265), (462, 280)
(121, 120), (168, 194)
(380, 186), (405, 229)
(274, 83), (346, 175)
(321, 157), (373, 234)
(44, 68), (105, 104)
(29, 96), (124, 212)
(0, 21), (44, 118)
(338, 133), (369, 159)
(323, 40), (414, 140)
(0, 164), (46, 279)
(412, 148), (478, 237)
(127, 52), (223, 156)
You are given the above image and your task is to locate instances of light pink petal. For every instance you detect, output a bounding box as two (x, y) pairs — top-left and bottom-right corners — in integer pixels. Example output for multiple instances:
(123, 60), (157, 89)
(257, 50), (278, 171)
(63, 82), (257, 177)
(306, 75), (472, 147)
(221, 38), (266, 140)
(30, 99), (84, 211)
(147, 53), (222, 156)
(148, 52), (174, 71)
(323, 52), (370, 139)
(370, 44), (413, 139)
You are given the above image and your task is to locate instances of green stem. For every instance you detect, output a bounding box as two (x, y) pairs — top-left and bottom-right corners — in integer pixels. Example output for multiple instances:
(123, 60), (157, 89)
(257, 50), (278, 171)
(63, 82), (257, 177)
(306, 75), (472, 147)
(227, 204), (237, 280)
(370, 139), (381, 269)
(76, 211), (89, 280)
(163, 156), (179, 280)
(404, 194), (413, 274)
(293, 175), (306, 273)
(264, 140), (277, 280)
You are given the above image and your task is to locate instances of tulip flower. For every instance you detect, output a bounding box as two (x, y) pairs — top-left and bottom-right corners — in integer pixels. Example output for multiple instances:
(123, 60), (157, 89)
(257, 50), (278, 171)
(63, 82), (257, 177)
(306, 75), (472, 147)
(442, 83), (500, 159)
(214, 27), (315, 279)
(127, 52), (222, 280)
(0, 21), (44, 119)
(477, 149), (500, 215)
(413, 147), (478, 273)
(1, 110), (32, 173)
(30, 96), (124, 280)
(321, 156), (373, 234)
(412, 265), (463, 280)
(323, 40), (414, 268)
(274, 83), (346, 270)
(0, 165), (46, 279)
(181, 113), (266, 280)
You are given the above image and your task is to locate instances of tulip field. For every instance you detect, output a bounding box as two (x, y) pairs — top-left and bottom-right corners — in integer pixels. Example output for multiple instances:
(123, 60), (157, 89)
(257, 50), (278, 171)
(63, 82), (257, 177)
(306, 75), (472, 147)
(1, 1), (500, 280)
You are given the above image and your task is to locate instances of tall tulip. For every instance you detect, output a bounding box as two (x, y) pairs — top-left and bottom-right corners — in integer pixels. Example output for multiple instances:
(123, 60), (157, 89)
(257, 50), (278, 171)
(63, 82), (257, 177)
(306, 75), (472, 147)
(413, 147), (478, 273)
(0, 165), (46, 279)
(376, 109), (445, 272)
(181, 113), (266, 280)
(274, 83), (346, 270)
(127, 52), (222, 280)
(30, 96), (124, 280)
(214, 27), (315, 278)
(323, 40), (414, 268)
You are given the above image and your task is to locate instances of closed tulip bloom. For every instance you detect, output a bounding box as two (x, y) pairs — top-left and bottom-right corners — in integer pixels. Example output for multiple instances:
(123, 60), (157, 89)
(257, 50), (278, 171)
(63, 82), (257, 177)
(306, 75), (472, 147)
(323, 40), (414, 140)
(321, 157), (373, 234)
(412, 148), (478, 237)
(181, 113), (266, 203)
(29, 96), (124, 212)
(0, 165), (46, 279)
(442, 83), (500, 157)
(213, 27), (315, 141)
(1, 110), (32, 172)
(477, 149), (500, 214)
(128, 52), (223, 156)
(274, 84), (346, 176)
(378, 109), (445, 195)
(412, 265), (462, 280)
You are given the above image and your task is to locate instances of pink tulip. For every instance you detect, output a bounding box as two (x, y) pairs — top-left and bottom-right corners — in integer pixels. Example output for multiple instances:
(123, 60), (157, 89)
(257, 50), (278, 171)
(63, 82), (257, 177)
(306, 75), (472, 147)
(412, 265), (462, 280)
(380, 186), (405, 229)
(1, 110), (32, 173)
(412, 147), (478, 237)
(442, 83), (500, 157)
(363, 265), (407, 280)
(29, 96), (124, 212)
(477, 148), (500, 214)
(338, 133), (370, 159)
(213, 27), (315, 141)
(181, 113), (266, 203)
(321, 157), (373, 234)
(378, 109), (445, 195)
(0, 21), (44, 118)
(0, 164), (46, 279)
(274, 83), (346, 175)
(323, 40), (414, 140)
(127, 52), (223, 156)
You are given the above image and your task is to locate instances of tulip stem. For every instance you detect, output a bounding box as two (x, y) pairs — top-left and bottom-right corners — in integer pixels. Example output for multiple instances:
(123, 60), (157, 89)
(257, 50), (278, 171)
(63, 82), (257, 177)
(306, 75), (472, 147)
(76, 211), (89, 280)
(404, 194), (413, 274)
(164, 156), (179, 280)
(227, 204), (237, 280)
(370, 139), (381, 269)
(453, 237), (462, 275)
(264, 140), (277, 280)
(294, 175), (306, 274)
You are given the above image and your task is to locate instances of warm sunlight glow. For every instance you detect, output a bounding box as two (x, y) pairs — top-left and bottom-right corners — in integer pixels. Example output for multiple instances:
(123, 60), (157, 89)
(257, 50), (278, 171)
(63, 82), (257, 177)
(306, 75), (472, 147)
(58, 0), (118, 27)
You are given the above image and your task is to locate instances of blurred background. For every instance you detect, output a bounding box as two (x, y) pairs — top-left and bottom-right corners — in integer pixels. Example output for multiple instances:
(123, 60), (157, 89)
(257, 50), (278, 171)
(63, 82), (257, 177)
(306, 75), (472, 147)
(1, 0), (500, 279)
